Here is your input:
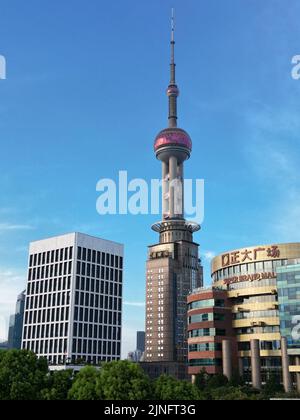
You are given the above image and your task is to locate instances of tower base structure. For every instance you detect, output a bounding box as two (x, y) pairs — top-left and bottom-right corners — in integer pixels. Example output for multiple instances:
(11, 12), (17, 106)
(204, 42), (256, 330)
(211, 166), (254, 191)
(144, 220), (202, 366)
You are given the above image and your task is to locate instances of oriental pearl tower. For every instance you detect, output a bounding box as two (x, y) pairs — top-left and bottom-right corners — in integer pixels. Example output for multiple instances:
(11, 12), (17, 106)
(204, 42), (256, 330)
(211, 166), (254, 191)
(143, 11), (203, 379)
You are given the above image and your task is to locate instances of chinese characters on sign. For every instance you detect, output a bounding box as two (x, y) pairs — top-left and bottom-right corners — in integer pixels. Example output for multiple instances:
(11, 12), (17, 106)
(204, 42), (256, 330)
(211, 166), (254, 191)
(222, 246), (280, 268)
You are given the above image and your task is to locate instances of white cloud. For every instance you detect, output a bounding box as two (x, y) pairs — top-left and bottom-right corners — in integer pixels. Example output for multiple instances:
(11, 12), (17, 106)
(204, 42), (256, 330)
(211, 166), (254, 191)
(123, 301), (145, 308)
(0, 223), (34, 233)
(202, 250), (216, 262)
(246, 106), (300, 138)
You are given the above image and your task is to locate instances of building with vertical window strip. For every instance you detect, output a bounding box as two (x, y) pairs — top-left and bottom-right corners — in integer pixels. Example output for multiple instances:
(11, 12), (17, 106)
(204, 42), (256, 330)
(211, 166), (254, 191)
(22, 232), (124, 368)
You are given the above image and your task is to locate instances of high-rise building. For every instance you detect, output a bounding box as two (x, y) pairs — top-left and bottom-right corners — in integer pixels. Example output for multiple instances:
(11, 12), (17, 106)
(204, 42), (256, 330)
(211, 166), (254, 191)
(8, 290), (25, 349)
(137, 331), (145, 353)
(188, 243), (300, 390)
(22, 232), (124, 368)
(127, 331), (145, 362)
(0, 341), (8, 350)
(143, 15), (202, 379)
(127, 349), (143, 363)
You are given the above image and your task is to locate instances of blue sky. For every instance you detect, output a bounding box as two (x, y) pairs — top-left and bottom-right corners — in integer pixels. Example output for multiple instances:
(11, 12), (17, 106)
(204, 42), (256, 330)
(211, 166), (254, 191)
(1, 0), (300, 357)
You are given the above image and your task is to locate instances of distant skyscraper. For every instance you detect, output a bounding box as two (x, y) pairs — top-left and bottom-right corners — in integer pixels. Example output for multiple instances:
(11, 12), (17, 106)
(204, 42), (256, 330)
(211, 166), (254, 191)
(137, 331), (145, 353)
(127, 349), (143, 363)
(0, 341), (8, 350)
(127, 331), (145, 363)
(8, 290), (25, 349)
(143, 14), (202, 377)
(22, 232), (124, 367)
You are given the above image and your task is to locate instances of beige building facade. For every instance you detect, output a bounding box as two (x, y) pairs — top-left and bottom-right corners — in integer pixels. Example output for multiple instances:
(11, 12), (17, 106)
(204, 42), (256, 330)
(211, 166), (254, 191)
(211, 243), (300, 383)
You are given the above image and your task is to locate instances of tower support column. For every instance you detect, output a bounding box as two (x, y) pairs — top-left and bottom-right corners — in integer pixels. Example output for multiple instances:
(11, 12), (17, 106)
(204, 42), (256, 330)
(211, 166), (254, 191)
(169, 156), (177, 218)
(281, 337), (292, 393)
(222, 340), (232, 381)
(250, 339), (262, 390)
(178, 163), (184, 218)
(162, 161), (169, 218)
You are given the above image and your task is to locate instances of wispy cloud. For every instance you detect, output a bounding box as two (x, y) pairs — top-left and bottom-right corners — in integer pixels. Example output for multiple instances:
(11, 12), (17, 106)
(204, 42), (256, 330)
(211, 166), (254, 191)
(123, 301), (145, 308)
(245, 105), (300, 138)
(243, 104), (300, 242)
(0, 269), (26, 301)
(245, 107), (299, 179)
(202, 250), (216, 262)
(0, 223), (34, 232)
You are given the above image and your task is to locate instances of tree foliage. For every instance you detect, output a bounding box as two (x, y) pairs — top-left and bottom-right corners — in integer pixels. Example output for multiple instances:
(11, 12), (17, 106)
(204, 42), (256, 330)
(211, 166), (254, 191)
(207, 373), (229, 389)
(68, 366), (101, 400)
(194, 369), (210, 391)
(209, 386), (263, 400)
(97, 360), (152, 400)
(228, 370), (245, 387)
(154, 375), (201, 400)
(41, 369), (73, 400)
(0, 350), (299, 401)
(0, 350), (48, 400)
(263, 373), (284, 398)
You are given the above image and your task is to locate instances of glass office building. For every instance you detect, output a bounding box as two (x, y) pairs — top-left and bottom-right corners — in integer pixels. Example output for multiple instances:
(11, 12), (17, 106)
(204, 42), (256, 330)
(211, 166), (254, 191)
(277, 263), (300, 388)
(8, 291), (26, 350)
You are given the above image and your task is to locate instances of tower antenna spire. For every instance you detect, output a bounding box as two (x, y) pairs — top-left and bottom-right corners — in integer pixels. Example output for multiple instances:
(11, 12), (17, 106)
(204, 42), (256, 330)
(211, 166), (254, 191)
(170, 8), (175, 82)
(168, 8), (179, 127)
